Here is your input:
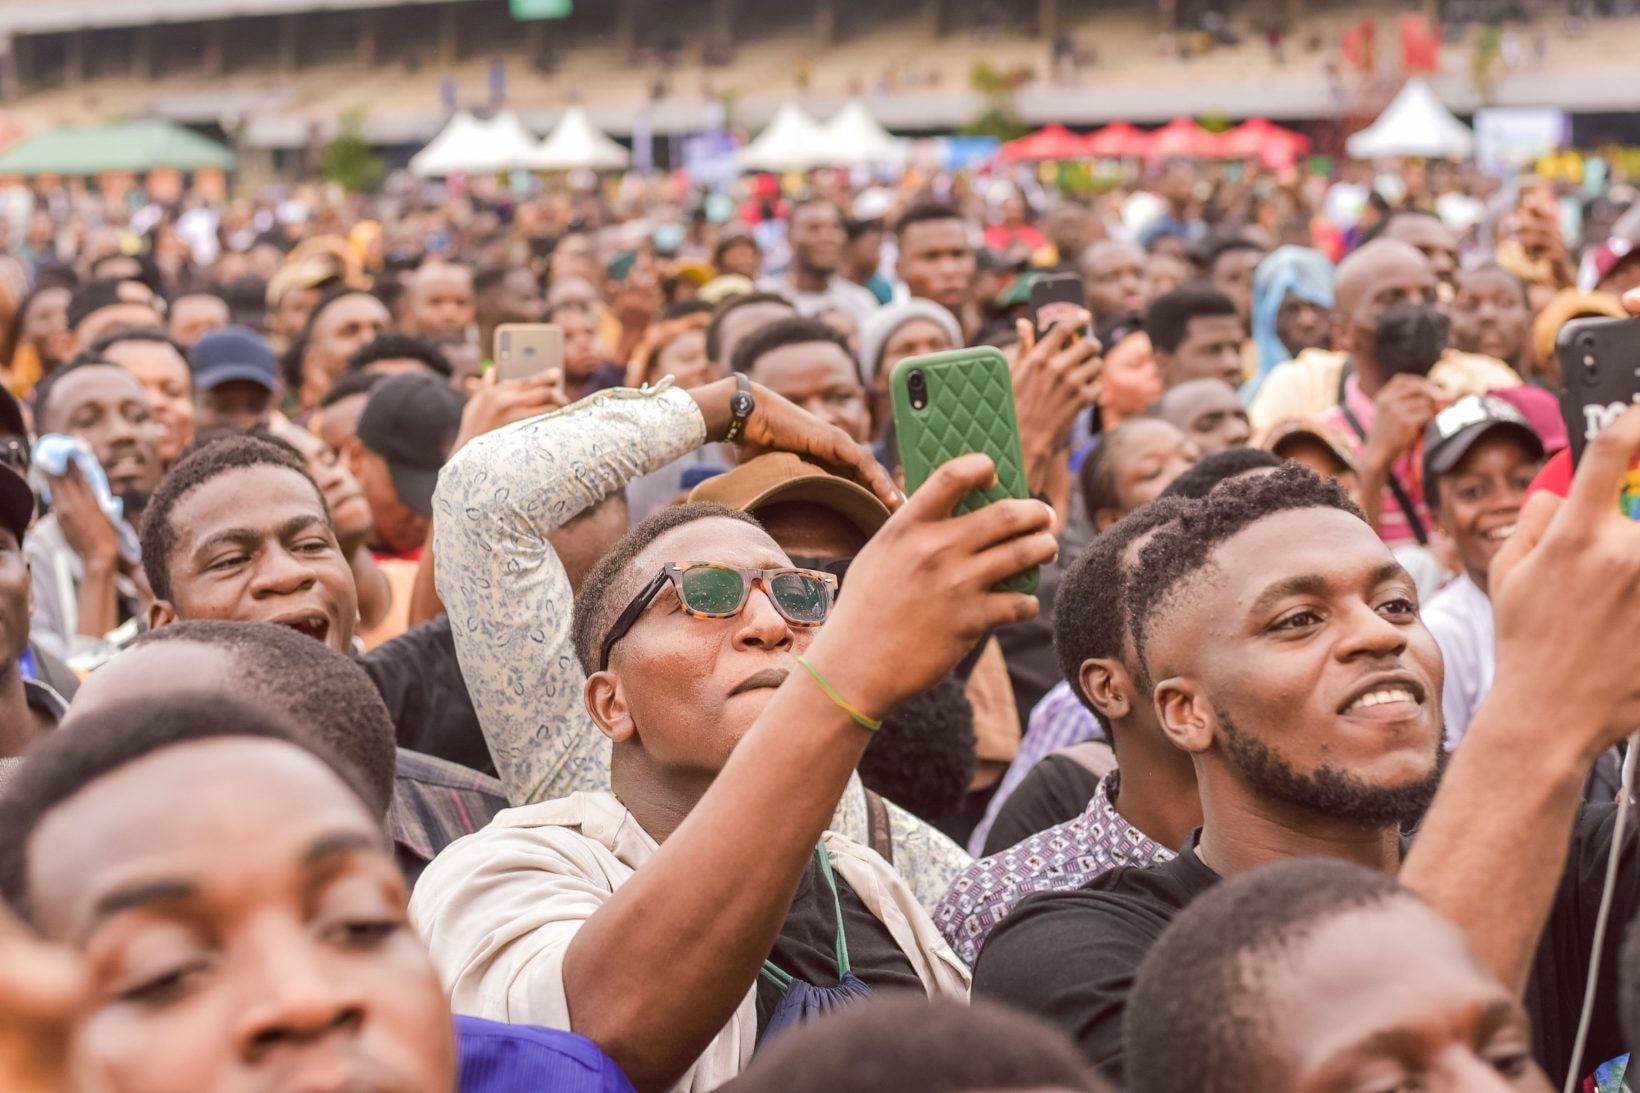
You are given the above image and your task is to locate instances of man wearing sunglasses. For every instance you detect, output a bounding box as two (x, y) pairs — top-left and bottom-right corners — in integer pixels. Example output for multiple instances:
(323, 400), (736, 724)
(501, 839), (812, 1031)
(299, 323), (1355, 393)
(414, 375), (1057, 1090)
(419, 374), (977, 910)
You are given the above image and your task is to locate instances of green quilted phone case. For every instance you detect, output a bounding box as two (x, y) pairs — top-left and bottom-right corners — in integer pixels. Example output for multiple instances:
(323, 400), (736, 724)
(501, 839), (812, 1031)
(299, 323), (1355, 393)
(890, 347), (1040, 596)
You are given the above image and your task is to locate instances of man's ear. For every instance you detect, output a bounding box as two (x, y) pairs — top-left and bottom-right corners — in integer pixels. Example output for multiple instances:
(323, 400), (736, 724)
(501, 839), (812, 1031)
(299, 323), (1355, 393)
(1079, 657), (1133, 724)
(584, 670), (637, 746)
(147, 598), (178, 633)
(1153, 677), (1215, 755)
(1330, 311), (1355, 355)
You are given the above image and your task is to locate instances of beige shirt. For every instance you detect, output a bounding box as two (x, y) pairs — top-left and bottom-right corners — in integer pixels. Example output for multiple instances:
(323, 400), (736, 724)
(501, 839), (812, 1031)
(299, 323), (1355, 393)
(1248, 348), (1523, 434)
(409, 791), (969, 1092)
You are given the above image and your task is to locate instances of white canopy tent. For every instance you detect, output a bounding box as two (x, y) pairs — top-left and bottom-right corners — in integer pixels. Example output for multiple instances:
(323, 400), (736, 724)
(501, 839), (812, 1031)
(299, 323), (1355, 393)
(738, 103), (830, 172)
(529, 106), (631, 172)
(819, 100), (905, 167)
(410, 110), (542, 176)
(1346, 78), (1475, 160)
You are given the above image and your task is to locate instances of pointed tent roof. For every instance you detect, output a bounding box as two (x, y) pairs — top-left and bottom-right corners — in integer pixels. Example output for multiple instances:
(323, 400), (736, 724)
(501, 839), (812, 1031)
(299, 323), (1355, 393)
(1145, 117), (1225, 160)
(1346, 78), (1474, 159)
(529, 106), (631, 172)
(0, 119), (235, 175)
(1219, 117), (1312, 168)
(999, 123), (1087, 163)
(410, 110), (542, 176)
(1082, 121), (1151, 159)
(818, 100), (903, 166)
(738, 104), (829, 172)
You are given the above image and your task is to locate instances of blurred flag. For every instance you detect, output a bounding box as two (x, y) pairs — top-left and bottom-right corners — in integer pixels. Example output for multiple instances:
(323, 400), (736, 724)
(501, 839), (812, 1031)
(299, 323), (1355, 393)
(1400, 14), (1442, 75)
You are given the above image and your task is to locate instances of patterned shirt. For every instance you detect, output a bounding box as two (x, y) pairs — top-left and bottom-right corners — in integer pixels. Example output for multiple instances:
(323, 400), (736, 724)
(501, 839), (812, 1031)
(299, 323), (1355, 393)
(968, 679), (1099, 855)
(390, 748), (510, 886)
(933, 771), (1174, 967)
(431, 382), (970, 908)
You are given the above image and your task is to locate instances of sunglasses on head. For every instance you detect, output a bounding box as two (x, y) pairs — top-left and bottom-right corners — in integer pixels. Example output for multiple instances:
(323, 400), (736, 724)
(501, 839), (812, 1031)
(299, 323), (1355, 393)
(598, 562), (838, 672)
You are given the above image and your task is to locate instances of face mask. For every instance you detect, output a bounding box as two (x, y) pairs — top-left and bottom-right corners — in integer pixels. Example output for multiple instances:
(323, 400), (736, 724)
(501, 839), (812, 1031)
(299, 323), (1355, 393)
(1371, 304), (1449, 377)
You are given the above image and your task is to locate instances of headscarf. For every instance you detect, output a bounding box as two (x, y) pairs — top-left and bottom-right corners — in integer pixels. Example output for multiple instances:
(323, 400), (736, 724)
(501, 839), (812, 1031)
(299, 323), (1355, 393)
(1249, 246), (1334, 398)
(857, 299), (963, 386)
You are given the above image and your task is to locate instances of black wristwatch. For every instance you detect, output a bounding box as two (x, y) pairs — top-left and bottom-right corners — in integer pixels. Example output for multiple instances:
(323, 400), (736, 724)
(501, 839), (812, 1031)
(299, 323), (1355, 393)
(724, 373), (755, 443)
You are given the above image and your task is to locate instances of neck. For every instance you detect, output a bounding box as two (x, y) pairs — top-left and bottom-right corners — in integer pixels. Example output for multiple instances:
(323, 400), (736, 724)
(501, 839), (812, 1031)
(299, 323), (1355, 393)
(790, 263), (829, 293)
(1352, 357), (1389, 399)
(611, 751), (716, 843)
(1108, 724), (1201, 850)
(1194, 765), (1402, 878)
(0, 661), (46, 758)
(1465, 566), (1490, 597)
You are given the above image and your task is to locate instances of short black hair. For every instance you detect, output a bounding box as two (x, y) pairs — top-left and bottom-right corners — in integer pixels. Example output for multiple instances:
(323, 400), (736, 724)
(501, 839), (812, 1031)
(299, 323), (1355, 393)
(1201, 235), (1267, 273)
(141, 433), (327, 603)
(472, 265), (514, 297)
(895, 201), (965, 239)
(1127, 858), (1407, 1093)
(1053, 496), (1189, 733)
(1078, 417), (1174, 527)
(1358, 207), (1442, 248)
(1457, 261), (1530, 306)
(571, 502), (762, 676)
(0, 692), (374, 923)
(283, 285), (379, 391)
(66, 278), (136, 332)
(31, 358), (121, 434)
(1160, 448), (1281, 500)
(320, 368), (385, 408)
(345, 333), (452, 377)
(857, 676), (975, 820)
(1145, 288), (1239, 355)
(662, 298), (716, 321)
(731, 995), (1107, 1093)
(132, 621), (396, 819)
(704, 290), (794, 365)
(730, 315), (855, 379)
(1127, 463), (1361, 680)
(87, 325), (192, 375)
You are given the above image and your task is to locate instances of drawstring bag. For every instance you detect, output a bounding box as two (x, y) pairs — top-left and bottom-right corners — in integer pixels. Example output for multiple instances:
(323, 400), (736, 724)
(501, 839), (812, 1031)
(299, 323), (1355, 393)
(757, 842), (876, 1046)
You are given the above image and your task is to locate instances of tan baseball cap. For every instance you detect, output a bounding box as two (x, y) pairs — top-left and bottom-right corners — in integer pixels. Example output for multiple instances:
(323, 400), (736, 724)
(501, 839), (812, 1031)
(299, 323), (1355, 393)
(688, 453), (890, 539)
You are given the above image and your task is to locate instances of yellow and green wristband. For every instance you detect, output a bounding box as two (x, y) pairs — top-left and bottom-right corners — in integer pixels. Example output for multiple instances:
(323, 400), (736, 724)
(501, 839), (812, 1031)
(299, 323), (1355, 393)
(797, 656), (882, 732)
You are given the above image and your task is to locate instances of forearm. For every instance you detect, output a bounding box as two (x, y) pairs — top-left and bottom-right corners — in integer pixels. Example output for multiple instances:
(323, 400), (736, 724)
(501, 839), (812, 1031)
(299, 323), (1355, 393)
(562, 650), (875, 1090)
(1357, 458), (1390, 533)
(351, 547), (393, 631)
(1399, 697), (1592, 991)
(73, 563), (118, 640)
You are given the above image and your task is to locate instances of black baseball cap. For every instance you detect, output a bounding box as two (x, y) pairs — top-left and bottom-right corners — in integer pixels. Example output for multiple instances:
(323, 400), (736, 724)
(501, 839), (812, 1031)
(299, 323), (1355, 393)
(1422, 394), (1544, 508)
(0, 462), (34, 544)
(355, 373), (467, 516)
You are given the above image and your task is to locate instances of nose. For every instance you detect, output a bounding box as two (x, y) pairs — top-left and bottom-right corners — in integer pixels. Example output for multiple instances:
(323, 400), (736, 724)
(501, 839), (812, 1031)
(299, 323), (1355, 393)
(248, 545), (319, 599)
(233, 921), (367, 1064)
(732, 581), (795, 653)
(1334, 597), (1409, 662)
(1223, 414), (1252, 447)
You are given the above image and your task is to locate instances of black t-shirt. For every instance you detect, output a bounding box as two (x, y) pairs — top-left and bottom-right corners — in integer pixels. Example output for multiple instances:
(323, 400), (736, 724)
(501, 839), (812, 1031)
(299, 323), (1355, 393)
(983, 751), (1103, 856)
(755, 852), (923, 1034)
(972, 806), (1639, 1089)
(359, 616), (496, 777)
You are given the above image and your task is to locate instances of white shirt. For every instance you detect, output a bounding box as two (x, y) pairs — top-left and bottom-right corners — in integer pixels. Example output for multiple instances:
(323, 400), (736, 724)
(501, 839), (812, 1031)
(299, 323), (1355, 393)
(1422, 574), (1494, 749)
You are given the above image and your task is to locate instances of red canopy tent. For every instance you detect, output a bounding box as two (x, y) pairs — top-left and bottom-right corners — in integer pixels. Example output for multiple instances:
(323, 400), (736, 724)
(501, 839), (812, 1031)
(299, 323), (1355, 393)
(1145, 117), (1226, 160)
(1081, 121), (1151, 159)
(998, 124), (1089, 163)
(1218, 117), (1312, 169)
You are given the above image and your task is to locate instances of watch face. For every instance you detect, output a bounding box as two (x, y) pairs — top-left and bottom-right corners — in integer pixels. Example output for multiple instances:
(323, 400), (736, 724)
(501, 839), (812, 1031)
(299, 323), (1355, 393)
(731, 392), (754, 416)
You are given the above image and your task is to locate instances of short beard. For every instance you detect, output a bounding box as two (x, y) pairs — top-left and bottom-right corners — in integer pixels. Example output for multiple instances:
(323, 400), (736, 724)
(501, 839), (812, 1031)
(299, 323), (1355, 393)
(116, 487), (152, 523)
(1219, 708), (1448, 830)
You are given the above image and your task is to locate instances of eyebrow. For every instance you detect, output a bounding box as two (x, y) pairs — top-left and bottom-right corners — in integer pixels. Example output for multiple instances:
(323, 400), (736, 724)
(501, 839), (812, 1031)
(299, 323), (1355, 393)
(191, 513), (327, 562)
(1247, 562), (1412, 619)
(304, 829), (387, 867)
(1326, 997), (1522, 1066)
(83, 879), (196, 943)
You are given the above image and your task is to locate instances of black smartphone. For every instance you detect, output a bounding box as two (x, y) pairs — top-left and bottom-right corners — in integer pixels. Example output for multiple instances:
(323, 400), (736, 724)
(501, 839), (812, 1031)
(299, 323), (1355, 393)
(1555, 316), (1640, 466)
(1029, 272), (1091, 343)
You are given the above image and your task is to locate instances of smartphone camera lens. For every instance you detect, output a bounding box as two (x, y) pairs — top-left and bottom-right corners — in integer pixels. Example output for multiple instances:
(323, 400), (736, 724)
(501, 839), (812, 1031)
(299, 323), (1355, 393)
(907, 369), (928, 410)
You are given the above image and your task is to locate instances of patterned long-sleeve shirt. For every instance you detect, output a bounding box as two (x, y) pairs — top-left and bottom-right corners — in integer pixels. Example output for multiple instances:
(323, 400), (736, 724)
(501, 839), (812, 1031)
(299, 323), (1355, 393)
(968, 679), (1100, 855)
(431, 382), (969, 907)
(933, 772), (1173, 967)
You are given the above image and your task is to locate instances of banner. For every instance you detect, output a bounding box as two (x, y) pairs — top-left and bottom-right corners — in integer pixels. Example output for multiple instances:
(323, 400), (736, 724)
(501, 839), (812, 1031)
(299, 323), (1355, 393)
(1474, 107), (1569, 177)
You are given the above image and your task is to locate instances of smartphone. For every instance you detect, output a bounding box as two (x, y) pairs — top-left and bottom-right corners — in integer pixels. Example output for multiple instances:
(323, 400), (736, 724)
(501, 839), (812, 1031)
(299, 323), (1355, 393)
(1555, 317), (1640, 518)
(890, 347), (1040, 595)
(494, 324), (564, 382)
(1029, 272), (1092, 344)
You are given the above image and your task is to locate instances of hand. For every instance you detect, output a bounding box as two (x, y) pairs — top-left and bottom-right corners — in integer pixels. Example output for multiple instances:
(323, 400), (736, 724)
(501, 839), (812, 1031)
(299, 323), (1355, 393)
(1487, 404), (1640, 761)
(805, 452), (1058, 717)
(47, 464), (120, 572)
(453, 370), (569, 453)
(1361, 374), (1444, 472)
(0, 904), (85, 1093)
(1011, 314), (1103, 490)
(692, 378), (901, 513)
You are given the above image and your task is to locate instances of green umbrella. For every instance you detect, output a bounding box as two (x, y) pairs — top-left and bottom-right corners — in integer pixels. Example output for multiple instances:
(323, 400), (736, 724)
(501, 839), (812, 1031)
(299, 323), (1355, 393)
(0, 120), (236, 176)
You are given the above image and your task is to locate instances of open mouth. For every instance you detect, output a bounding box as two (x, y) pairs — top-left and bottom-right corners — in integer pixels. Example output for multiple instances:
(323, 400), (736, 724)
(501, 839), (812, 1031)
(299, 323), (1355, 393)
(1339, 676), (1428, 715)
(730, 667), (791, 696)
(270, 611), (332, 645)
(1481, 523), (1515, 543)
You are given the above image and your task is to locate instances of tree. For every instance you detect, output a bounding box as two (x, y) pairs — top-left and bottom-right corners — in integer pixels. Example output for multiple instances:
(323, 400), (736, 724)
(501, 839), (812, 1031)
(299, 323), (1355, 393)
(322, 110), (385, 194)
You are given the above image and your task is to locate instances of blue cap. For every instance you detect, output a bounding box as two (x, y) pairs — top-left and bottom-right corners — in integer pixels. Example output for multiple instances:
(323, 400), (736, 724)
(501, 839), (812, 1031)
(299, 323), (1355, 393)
(191, 325), (279, 392)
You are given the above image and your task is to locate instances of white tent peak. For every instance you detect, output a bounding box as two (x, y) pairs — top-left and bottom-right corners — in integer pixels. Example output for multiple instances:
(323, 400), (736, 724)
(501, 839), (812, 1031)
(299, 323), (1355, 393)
(530, 106), (631, 172)
(410, 110), (541, 177)
(739, 103), (829, 172)
(1346, 78), (1474, 160)
(819, 100), (905, 167)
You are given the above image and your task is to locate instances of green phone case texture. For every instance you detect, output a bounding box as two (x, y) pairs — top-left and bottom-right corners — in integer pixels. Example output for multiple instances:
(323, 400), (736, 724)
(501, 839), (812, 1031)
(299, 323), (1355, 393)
(891, 347), (1041, 596)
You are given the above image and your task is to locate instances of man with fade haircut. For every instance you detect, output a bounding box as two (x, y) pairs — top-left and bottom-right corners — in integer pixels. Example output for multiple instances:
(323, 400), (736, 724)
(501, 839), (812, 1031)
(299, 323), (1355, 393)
(1145, 287), (1245, 390)
(64, 278), (164, 352)
(939, 498), (1201, 964)
(0, 693), (636, 1093)
(895, 202), (978, 334)
(705, 290), (797, 376)
(1202, 237), (1267, 328)
(346, 332), (455, 380)
(731, 315), (871, 443)
(1126, 859), (1551, 1093)
(761, 199), (880, 330)
(974, 422), (1640, 1089)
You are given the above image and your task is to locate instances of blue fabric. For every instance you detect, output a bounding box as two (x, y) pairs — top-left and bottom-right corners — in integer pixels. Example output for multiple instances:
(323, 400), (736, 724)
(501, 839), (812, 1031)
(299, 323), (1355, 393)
(1247, 246), (1334, 401)
(28, 434), (141, 564)
(456, 1016), (635, 1093)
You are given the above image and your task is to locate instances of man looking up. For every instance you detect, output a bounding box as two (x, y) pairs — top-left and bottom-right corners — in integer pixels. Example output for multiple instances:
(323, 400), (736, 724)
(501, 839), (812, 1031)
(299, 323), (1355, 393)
(1203, 238), (1267, 329)
(1126, 859), (1552, 1093)
(1379, 209), (1461, 302)
(1155, 378), (1251, 455)
(896, 203), (978, 334)
(402, 262), (476, 341)
(289, 287), (392, 411)
(975, 438), (1640, 1087)
(346, 373), (467, 559)
(1145, 288), (1245, 391)
(731, 316), (872, 443)
(763, 199), (880, 330)
(705, 291), (797, 376)
(1078, 241), (1149, 325)
(474, 265), (544, 362)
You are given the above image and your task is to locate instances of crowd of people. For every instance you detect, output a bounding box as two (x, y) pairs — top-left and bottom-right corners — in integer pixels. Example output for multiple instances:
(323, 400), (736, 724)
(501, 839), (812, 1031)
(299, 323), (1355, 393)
(4, 149), (1640, 1093)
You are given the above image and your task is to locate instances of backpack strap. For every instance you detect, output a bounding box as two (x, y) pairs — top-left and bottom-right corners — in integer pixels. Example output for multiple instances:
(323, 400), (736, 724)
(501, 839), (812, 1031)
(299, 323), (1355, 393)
(863, 788), (894, 865)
